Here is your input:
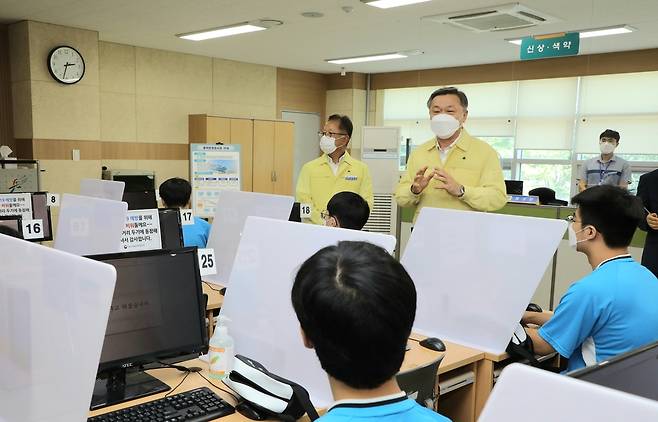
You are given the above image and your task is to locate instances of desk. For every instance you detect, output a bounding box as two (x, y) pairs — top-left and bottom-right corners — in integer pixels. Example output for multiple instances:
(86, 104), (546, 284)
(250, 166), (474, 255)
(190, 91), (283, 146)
(408, 333), (485, 422)
(203, 282), (224, 338)
(88, 359), (247, 421)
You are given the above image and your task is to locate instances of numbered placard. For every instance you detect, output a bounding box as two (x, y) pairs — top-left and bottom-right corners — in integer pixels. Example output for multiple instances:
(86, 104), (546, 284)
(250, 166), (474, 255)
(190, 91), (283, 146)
(198, 248), (217, 276)
(299, 203), (312, 219)
(22, 219), (44, 240)
(180, 209), (195, 226)
(47, 193), (60, 207)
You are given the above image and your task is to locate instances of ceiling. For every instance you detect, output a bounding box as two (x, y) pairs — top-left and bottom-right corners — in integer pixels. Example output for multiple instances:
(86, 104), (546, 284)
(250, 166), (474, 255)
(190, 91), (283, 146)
(1, 0), (658, 74)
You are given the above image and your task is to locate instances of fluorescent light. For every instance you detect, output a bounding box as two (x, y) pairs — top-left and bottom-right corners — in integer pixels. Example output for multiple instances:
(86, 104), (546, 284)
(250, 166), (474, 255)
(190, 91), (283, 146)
(326, 53), (407, 64)
(178, 23), (266, 41)
(506, 25), (634, 45)
(362, 0), (432, 9)
(580, 25), (634, 38)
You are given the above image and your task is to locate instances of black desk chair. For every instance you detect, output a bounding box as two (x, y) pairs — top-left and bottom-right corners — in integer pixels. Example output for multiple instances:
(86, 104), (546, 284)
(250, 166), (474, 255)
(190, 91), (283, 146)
(529, 187), (568, 206)
(396, 355), (444, 410)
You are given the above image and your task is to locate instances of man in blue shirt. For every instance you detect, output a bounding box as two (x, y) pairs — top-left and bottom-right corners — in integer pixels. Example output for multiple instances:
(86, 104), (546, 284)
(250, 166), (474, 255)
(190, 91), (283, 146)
(291, 241), (450, 422)
(523, 185), (658, 372)
(158, 177), (210, 248)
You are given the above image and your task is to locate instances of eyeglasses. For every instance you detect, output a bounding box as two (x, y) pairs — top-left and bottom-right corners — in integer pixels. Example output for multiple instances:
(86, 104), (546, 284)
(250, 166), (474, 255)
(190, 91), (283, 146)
(318, 131), (347, 139)
(320, 210), (331, 220)
(566, 214), (581, 224)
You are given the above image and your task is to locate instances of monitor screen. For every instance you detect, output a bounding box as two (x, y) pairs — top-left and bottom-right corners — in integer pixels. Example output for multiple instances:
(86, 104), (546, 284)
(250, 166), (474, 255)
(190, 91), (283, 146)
(0, 215), (23, 238)
(89, 248), (206, 371)
(113, 175), (155, 191)
(158, 208), (184, 249)
(570, 341), (658, 401)
(31, 192), (53, 241)
(122, 190), (157, 210)
(505, 180), (524, 195)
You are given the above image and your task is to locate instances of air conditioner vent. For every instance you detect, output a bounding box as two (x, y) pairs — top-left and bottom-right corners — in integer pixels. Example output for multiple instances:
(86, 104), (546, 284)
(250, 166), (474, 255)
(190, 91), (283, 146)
(423, 3), (559, 33)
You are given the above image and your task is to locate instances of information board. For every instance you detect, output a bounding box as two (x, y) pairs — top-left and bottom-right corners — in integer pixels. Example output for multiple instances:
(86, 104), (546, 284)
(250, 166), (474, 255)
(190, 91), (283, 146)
(190, 144), (241, 218)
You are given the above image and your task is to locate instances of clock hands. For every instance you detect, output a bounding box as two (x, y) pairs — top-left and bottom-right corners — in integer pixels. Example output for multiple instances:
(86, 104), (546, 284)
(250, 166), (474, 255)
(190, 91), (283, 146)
(62, 62), (74, 79)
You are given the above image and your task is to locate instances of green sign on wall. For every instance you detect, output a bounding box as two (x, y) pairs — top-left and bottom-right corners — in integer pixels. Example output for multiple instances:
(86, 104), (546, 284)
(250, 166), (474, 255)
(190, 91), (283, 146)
(520, 32), (580, 60)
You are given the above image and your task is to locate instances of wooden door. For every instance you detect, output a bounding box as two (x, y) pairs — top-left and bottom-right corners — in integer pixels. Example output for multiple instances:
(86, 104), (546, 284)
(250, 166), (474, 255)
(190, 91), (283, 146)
(273, 121), (294, 195)
(252, 120), (275, 193)
(229, 119), (254, 192)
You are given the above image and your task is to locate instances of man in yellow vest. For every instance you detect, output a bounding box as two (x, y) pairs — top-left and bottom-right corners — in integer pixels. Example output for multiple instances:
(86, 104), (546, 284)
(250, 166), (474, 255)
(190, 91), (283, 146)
(296, 114), (373, 225)
(395, 87), (507, 222)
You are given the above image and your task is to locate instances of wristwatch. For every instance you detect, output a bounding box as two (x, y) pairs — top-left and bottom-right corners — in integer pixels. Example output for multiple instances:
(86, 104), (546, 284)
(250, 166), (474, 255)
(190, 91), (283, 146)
(457, 186), (465, 198)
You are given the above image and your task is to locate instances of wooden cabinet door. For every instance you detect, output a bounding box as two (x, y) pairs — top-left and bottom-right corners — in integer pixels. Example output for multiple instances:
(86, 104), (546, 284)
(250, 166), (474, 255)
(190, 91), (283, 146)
(252, 120), (275, 193)
(229, 119), (253, 192)
(273, 121), (294, 195)
(206, 117), (230, 143)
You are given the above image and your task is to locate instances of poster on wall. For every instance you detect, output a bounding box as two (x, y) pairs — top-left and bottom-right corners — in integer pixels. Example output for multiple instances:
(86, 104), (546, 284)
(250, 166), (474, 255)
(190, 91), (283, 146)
(120, 209), (162, 252)
(190, 144), (241, 218)
(0, 192), (33, 220)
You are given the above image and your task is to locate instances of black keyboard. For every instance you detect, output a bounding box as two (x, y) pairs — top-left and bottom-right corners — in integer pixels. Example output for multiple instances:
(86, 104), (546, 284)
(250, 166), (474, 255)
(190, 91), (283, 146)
(88, 387), (235, 422)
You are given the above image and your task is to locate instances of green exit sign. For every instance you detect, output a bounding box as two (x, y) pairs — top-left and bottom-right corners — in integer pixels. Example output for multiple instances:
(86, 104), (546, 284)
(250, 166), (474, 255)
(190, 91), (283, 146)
(520, 32), (580, 60)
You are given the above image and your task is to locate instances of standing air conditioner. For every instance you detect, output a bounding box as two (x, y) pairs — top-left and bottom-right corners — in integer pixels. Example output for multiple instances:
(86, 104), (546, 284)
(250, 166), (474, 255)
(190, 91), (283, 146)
(361, 126), (401, 237)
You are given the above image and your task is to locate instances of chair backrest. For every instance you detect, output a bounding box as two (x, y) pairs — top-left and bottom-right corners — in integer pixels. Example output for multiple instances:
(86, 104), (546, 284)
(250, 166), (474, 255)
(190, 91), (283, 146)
(396, 354), (444, 409)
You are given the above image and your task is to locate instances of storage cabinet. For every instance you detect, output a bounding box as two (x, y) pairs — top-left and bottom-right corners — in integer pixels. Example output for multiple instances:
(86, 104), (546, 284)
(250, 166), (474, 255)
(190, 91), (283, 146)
(189, 115), (294, 195)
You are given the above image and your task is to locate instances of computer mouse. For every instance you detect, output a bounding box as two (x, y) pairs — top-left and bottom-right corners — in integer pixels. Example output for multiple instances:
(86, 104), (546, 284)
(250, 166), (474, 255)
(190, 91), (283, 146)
(419, 337), (446, 352)
(236, 402), (267, 420)
(526, 303), (543, 313)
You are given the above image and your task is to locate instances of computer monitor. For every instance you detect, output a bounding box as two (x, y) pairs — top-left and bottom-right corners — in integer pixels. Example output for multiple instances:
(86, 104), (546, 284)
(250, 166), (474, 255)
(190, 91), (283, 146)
(158, 208), (184, 249)
(122, 190), (157, 210)
(570, 341), (658, 401)
(505, 180), (524, 195)
(0, 215), (23, 238)
(86, 248), (207, 409)
(289, 202), (301, 222)
(113, 174), (155, 191)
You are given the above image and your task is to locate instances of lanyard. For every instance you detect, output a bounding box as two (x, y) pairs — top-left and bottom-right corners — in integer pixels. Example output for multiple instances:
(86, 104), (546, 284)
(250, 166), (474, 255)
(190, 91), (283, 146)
(599, 161), (613, 184)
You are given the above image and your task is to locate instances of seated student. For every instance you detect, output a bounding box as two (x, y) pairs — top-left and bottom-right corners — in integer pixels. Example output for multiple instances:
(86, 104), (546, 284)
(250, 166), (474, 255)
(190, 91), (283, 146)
(291, 241), (450, 421)
(523, 185), (658, 372)
(158, 177), (210, 248)
(321, 191), (370, 230)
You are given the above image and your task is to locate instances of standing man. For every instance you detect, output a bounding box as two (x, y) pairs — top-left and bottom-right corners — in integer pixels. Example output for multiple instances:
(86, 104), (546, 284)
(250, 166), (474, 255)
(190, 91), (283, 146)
(638, 169), (658, 277)
(394, 87), (507, 221)
(296, 114), (373, 225)
(578, 129), (631, 192)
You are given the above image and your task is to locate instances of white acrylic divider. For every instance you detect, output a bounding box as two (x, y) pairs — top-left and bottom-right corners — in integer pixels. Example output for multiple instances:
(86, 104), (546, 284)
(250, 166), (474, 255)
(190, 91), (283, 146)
(54, 194), (128, 256)
(0, 233), (116, 422)
(479, 363), (658, 421)
(204, 190), (294, 285)
(80, 178), (125, 201)
(402, 207), (567, 355)
(220, 216), (396, 406)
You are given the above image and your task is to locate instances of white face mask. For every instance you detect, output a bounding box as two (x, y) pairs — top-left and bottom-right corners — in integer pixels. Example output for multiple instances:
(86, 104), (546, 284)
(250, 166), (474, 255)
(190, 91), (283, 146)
(568, 223), (591, 249)
(320, 135), (338, 155)
(430, 114), (461, 140)
(600, 141), (616, 155)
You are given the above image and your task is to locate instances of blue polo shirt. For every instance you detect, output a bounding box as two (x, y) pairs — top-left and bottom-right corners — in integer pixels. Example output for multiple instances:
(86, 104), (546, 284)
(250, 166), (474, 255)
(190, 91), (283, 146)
(320, 393), (451, 422)
(182, 216), (211, 248)
(539, 256), (658, 372)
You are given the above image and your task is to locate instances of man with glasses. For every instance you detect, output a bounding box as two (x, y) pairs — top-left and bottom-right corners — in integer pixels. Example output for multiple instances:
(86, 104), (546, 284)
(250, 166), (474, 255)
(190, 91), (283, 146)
(394, 87), (507, 222)
(296, 114), (373, 225)
(321, 191), (370, 231)
(577, 129), (631, 192)
(521, 185), (658, 372)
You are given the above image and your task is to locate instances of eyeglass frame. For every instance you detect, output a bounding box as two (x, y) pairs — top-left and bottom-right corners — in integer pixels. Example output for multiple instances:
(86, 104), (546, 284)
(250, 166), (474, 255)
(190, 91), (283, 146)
(318, 131), (348, 140)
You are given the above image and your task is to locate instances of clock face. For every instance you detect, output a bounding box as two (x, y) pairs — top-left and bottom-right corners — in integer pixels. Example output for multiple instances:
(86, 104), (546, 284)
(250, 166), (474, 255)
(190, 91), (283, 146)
(47, 46), (85, 84)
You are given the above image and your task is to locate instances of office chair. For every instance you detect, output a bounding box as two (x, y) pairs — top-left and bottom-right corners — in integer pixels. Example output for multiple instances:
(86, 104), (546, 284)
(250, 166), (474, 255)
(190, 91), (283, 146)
(396, 355), (444, 410)
(528, 187), (568, 206)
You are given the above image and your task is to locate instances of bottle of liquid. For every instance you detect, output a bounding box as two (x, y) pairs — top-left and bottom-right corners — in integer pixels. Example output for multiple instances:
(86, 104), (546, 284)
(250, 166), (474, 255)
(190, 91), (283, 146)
(208, 316), (234, 380)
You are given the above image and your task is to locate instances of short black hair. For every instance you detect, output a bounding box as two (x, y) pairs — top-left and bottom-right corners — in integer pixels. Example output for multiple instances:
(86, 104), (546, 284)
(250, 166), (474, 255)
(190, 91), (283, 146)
(0, 225), (21, 238)
(328, 114), (353, 138)
(600, 129), (620, 142)
(159, 177), (192, 208)
(427, 87), (468, 109)
(291, 241), (417, 389)
(571, 185), (643, 248)
(327, 192), (370, 230)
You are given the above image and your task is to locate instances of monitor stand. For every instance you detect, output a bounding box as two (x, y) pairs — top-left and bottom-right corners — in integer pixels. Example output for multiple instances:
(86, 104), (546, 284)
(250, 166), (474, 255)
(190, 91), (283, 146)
(90, 367), (171, 410)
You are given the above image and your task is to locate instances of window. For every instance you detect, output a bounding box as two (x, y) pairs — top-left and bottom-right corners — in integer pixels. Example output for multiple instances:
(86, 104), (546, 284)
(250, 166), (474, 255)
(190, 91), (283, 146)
(481, 137), (514, 160)
(519, 164), (573, 202)
(519, 150), (571, 160)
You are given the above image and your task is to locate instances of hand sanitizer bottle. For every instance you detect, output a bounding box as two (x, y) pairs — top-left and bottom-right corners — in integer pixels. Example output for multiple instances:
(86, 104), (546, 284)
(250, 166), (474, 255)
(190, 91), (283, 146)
(208, 316), (234, 380)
